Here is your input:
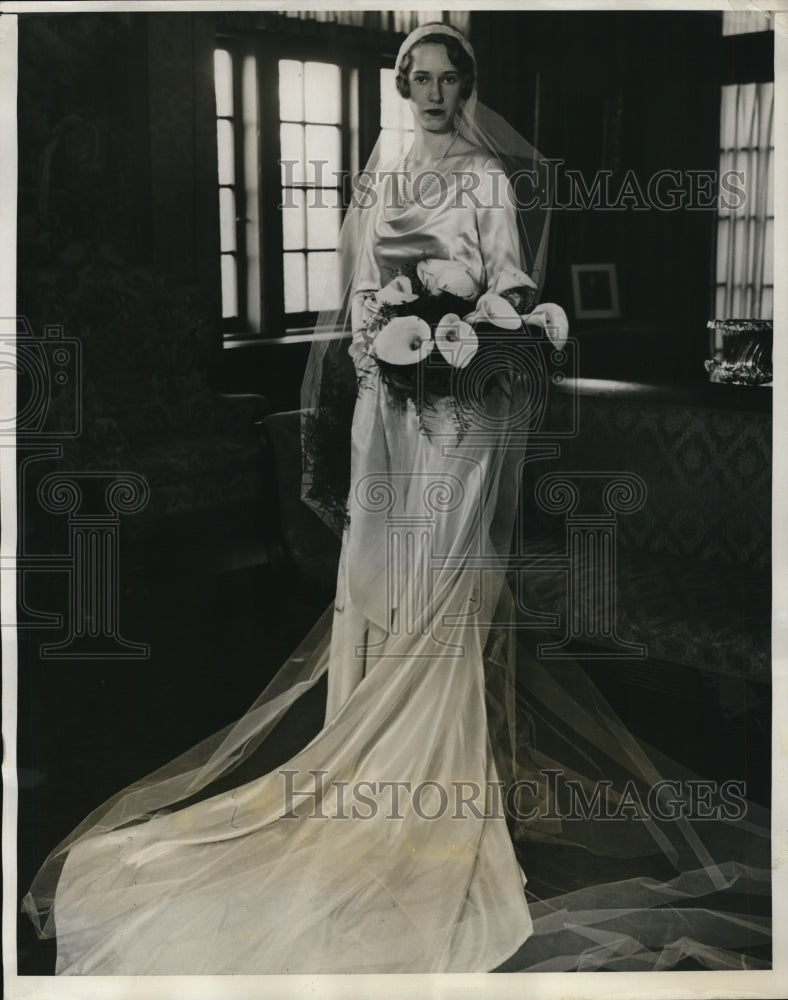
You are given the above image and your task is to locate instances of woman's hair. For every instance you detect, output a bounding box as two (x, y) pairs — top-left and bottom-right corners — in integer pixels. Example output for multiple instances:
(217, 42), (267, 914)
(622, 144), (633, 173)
(395, 32), (475, 101)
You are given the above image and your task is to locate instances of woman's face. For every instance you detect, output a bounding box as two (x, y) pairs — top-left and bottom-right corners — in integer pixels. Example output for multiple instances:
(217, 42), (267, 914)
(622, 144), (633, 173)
(406, 43), (464, 135)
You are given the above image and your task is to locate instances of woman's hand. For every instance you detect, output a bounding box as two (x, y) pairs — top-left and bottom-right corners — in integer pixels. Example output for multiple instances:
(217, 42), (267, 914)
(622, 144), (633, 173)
(361, 296), (383, 326)
(351, 288), (380, 338)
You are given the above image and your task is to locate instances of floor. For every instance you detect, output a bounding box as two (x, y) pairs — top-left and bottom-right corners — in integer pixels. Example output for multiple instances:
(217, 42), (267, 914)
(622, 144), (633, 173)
(14, 530), (772, 975)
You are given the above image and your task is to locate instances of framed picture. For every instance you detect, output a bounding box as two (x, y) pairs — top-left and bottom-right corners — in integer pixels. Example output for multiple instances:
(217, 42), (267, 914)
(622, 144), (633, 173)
(571, 263), (621, 320)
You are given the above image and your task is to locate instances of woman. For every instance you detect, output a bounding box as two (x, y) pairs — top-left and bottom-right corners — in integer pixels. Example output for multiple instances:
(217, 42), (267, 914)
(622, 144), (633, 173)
(22, 23), (769, 975)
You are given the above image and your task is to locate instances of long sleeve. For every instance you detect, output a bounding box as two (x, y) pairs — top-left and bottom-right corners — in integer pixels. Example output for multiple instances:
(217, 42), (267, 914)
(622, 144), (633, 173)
(349, 192), (382, 346)
(475, 157), (526, 293)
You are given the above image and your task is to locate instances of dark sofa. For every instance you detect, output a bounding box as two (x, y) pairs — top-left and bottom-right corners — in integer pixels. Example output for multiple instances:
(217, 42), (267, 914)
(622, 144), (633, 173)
(260, 380), (771, 699)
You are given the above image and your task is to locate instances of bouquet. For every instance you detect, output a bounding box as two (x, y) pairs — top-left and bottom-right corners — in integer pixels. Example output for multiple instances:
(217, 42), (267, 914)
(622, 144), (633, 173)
(352, 256), (567, 432)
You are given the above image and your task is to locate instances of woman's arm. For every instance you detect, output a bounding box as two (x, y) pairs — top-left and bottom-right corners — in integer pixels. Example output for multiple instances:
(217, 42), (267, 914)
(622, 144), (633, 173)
(475, 158), (524, 284)
(348, 197), (382, 362)
(476, 157), (567, 349)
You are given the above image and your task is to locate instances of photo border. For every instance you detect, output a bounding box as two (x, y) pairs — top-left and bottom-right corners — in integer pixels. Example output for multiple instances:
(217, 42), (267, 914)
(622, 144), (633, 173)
(2, 3), (786, 1000)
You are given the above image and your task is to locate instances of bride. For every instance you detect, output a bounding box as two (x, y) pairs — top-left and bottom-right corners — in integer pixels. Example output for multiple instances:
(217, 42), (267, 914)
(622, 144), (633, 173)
(22, 23), (770, 975)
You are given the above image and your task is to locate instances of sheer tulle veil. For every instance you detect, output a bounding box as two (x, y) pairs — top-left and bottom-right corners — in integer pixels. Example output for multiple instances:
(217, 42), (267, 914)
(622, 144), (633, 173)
(300, 22), (552, 536)
(22, 22), (771, 973)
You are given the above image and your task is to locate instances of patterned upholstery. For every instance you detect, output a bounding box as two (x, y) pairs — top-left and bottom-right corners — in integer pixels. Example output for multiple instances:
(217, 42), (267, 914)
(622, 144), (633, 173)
(44, 258), (268, 535)
(260, 411), (341, 588)
(518, 539), (770, 678)
(260, 390), (771, 680)
(524, 392), (771, 571)
(520, 390), (771, 678)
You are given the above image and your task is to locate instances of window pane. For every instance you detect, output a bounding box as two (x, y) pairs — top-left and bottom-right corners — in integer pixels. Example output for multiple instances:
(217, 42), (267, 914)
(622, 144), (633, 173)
(722, 11), (773, 35)
(731, 217), (747, 286)
(217, 119), (235, 186)
(305, 125), (340, 184)
(279, 59), (304, 121)
(715, 79), (773, 320)
(380, 68), (414, 131)
(735, 82), (756, 137)
(282, 188), (306, 250)
(304, 62), (341, 124)
(348, 66), (359, 174)
(243, 54), (261, 332)
(280, 123), (305, 184)
(720, 86), (736, 149)
(715, 217), (729, 281)
(307, 252), (340, 311)
(715, 285), (726, 318)
(221, 255), (238, 318)
(379, 127), (411, 165)
(380, 68), (399, 128)
(219, 187), (236, 252)
(757, 83), (774, 148)
(306, 189), (340, 250)
(283, 253), (307, 313)
(214, 49), (233, 118)
(763, 217), (774, 284)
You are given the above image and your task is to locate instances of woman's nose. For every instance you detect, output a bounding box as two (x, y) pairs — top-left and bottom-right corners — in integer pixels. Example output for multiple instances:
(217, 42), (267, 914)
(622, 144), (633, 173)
(428, 80), (443, 103)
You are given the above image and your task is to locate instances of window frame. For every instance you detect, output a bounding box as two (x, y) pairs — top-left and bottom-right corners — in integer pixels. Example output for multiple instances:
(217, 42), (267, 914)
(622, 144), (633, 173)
(216, 27), (402, 341)
(710, 18), (774, 325)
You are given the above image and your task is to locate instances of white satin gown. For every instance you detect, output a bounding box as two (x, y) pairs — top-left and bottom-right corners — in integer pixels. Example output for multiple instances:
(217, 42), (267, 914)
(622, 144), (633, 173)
(44, 150), (537, 974)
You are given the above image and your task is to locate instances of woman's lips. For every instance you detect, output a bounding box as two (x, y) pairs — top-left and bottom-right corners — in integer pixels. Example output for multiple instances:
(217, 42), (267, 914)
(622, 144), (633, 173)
(425, 108), (445, 116)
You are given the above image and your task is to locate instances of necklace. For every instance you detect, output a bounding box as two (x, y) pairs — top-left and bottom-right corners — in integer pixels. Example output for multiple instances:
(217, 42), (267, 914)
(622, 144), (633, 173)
(398, 130), (460, 207)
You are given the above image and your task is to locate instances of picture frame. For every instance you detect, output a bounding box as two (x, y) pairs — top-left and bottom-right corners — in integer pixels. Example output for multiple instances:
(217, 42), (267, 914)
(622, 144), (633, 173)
(571, 263), (621, 320)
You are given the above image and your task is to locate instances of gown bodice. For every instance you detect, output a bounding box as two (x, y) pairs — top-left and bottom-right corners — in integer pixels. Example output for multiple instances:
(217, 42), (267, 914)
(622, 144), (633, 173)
(357, 147), (524, 295)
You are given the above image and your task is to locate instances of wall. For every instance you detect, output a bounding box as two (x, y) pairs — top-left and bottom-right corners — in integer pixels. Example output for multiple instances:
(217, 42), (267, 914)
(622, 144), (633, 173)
(18, 11), (726, 408)
(472, 10), (722, 381)
(17, 13), (221, 335)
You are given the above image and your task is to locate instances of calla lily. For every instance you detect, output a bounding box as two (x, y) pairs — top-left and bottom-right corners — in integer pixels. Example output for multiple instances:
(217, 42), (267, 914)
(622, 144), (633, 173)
(376, 275), (419, 306)
(373, 316), (433, 365)
(491, 266), (538, 295)
(464, 292), (522, 330)
(435, 313), (478, 368)
(523, 302), (569, 348)
(417, 259), (478, 299)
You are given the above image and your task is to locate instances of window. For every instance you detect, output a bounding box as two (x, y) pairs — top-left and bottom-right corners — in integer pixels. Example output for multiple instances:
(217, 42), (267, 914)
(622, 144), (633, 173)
(214, 47), (261, 332)
(213, 30), (416, 339)
(378, 67), (415, 163)
(715, 81), (774, 319)
(279, 59), (346, 317)
(712, 12), (774, 331)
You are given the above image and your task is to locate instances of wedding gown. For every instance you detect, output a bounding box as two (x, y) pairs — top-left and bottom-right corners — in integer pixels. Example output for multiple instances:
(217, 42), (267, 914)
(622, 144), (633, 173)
(22, 149), (771, 974)
(23, 150), (535, 974)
